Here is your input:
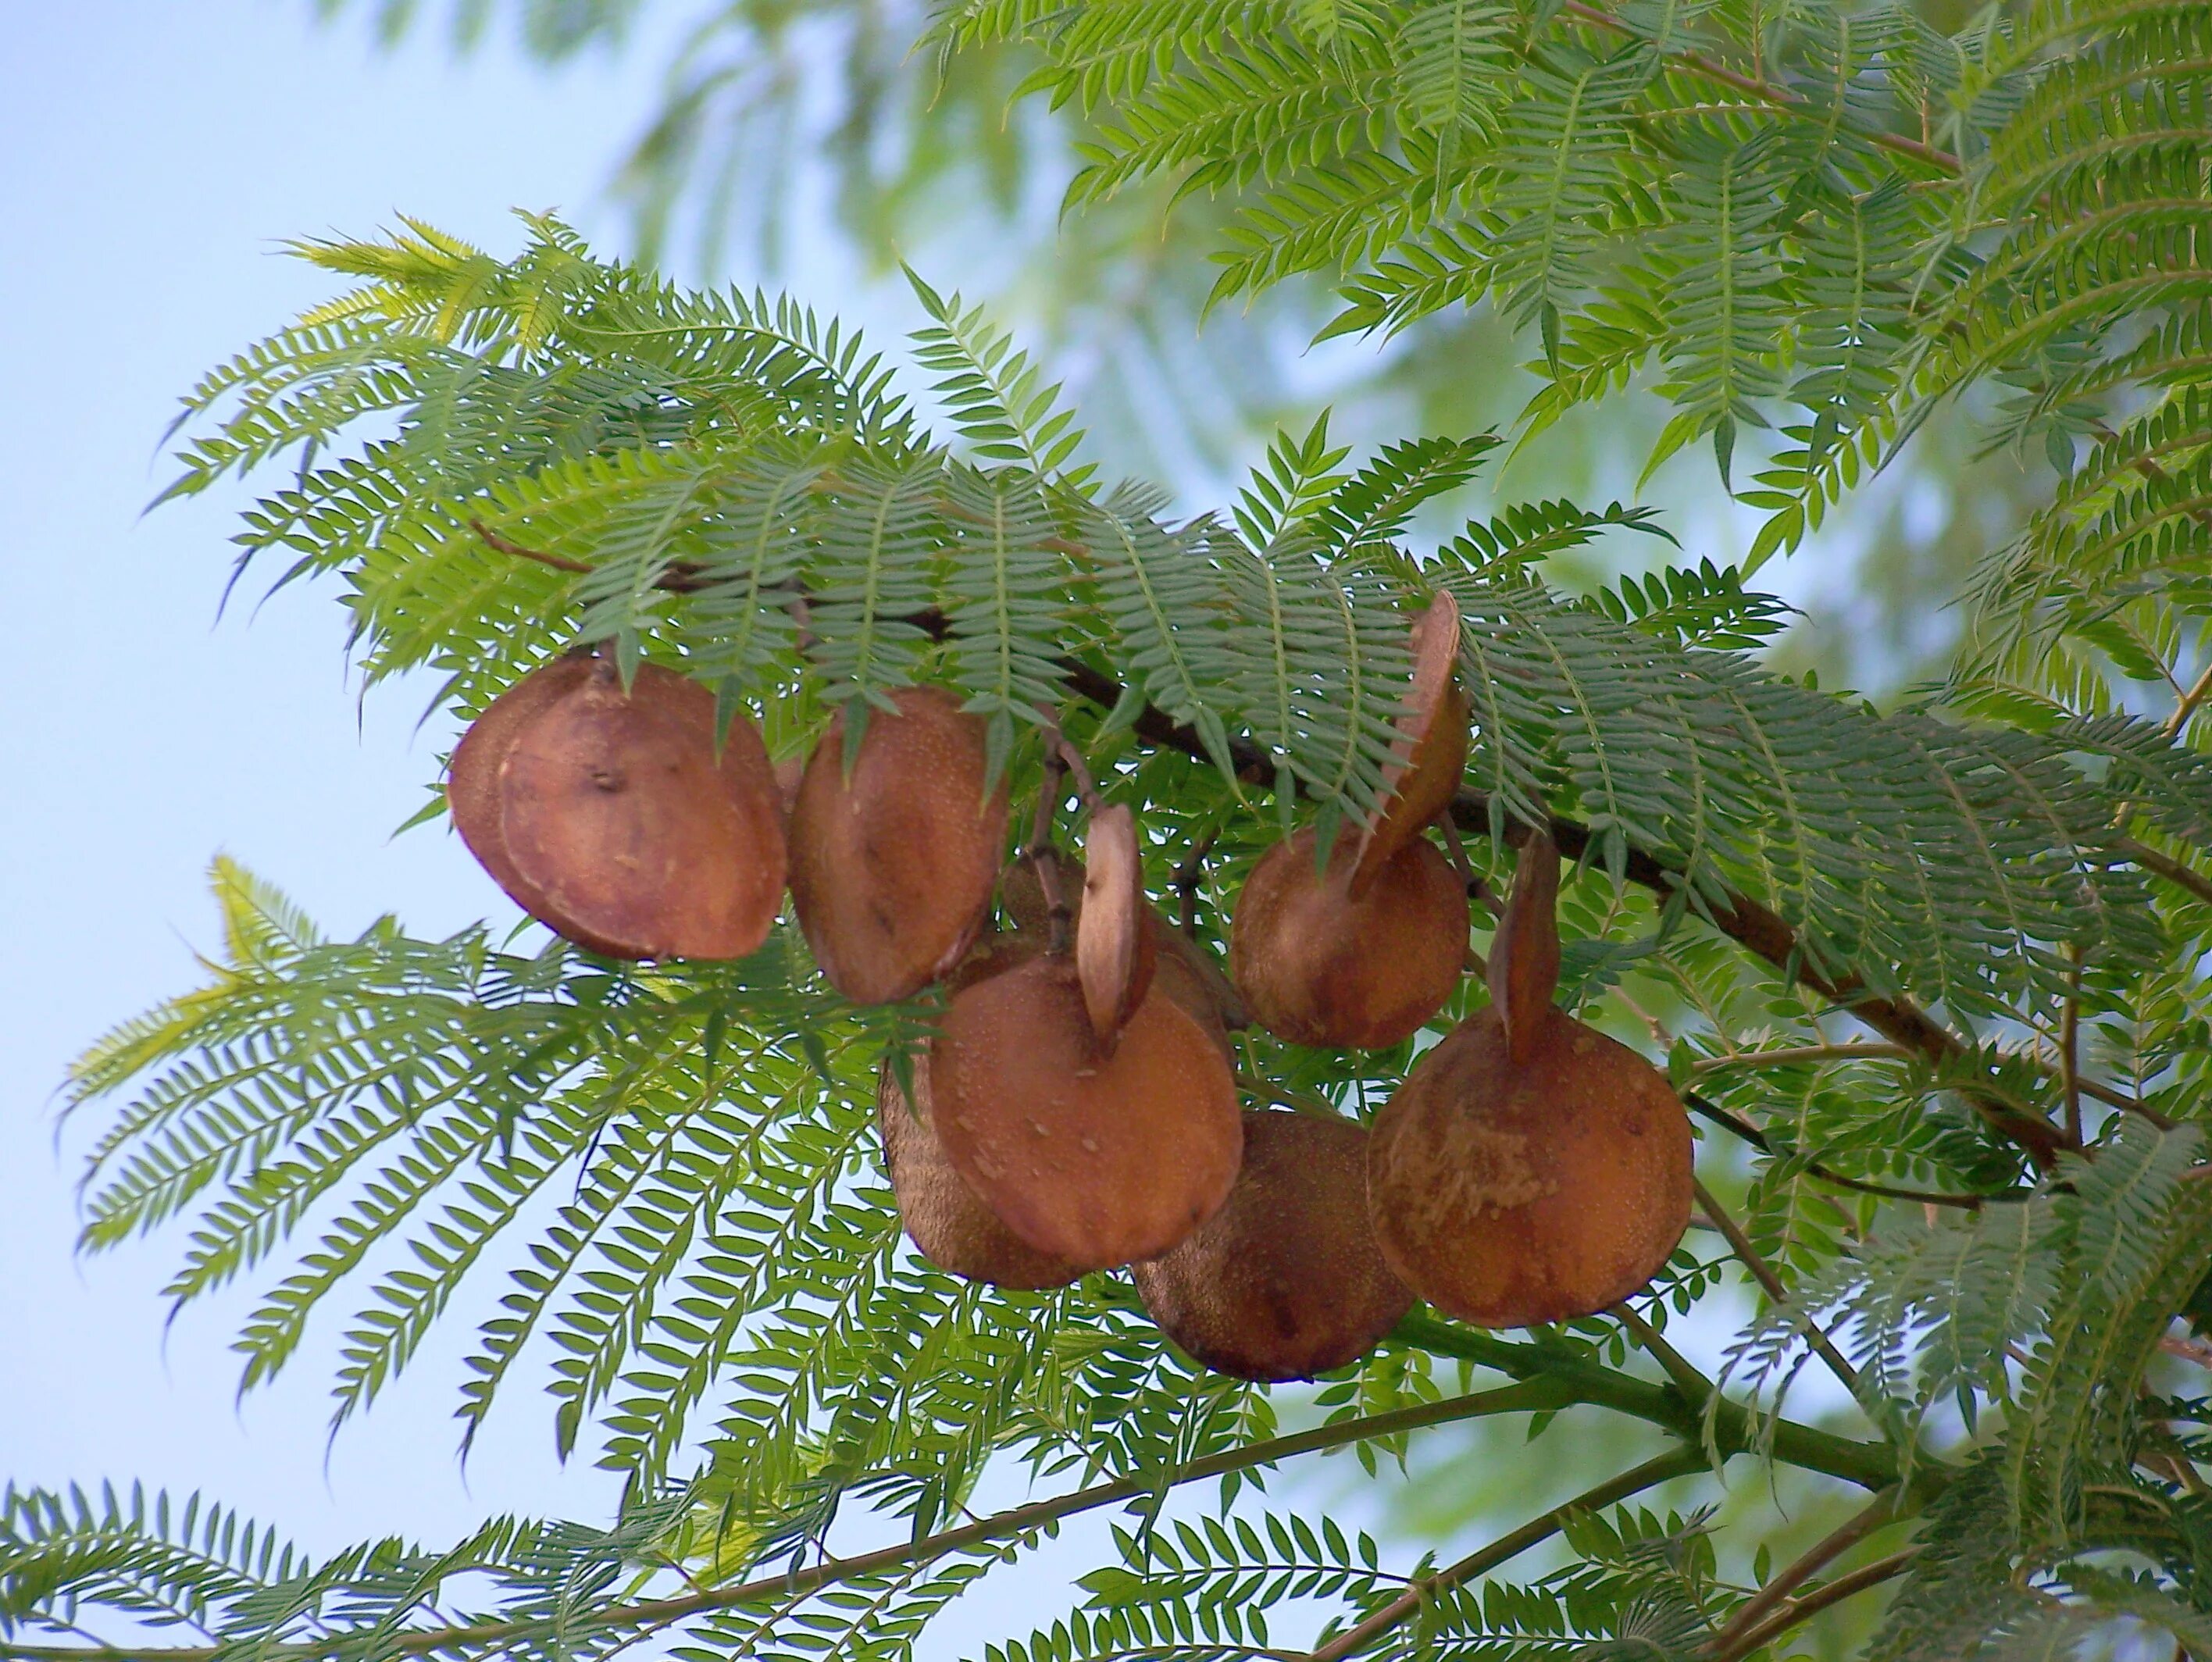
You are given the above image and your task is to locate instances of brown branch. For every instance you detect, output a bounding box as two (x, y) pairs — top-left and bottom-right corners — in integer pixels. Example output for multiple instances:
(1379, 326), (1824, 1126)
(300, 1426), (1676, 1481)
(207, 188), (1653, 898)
(1704, 1487), (1903, 1657)
(1558, 1), (1961, 174)
(1301, 1450), (1708, 1662)
(2121, 834), (2212, 909)
(1705, 1548), (1920, 1662)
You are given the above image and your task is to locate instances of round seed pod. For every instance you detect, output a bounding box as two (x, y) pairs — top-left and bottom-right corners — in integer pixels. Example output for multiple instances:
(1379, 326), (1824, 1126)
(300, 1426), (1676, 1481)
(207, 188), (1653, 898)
(929, 953), (1242, 1271)
(1134, 1110), (1411, 1381)
(494, 658), (785, 959)
(448, 654), (600, 901)
(788, 687), (1010, 1004)
(1350, 592), (1470, 899)
(876, 1057), (1083, 1290)
(1229, 827), (1465, 1050)
(1366, 1006), (1693, 1327)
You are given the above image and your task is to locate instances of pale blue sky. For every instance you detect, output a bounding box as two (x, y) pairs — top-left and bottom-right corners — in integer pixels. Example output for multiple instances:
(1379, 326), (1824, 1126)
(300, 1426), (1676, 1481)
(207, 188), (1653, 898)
(0, 0), (697, 1546)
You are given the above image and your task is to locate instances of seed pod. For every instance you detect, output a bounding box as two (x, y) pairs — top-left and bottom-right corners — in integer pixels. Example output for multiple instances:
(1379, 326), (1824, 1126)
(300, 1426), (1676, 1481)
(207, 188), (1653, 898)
(929, 953), (1242, 1270)
(876, 1057), (1083, 1290)
(1365, 1005), (1692, 1326)
(1229, 827), (1465, 1050)
(448, 654), (595, 901)
(1134, 1110), (1411, 1382)
(1007, 848), (1249, 1037)
(492, 658), (786, 959)
(1077, 805), (1158, 1049)
(1350, 593), (1470, 899)
(1488, 829), (1562, 1066)
(788, 687), (1010, 1004)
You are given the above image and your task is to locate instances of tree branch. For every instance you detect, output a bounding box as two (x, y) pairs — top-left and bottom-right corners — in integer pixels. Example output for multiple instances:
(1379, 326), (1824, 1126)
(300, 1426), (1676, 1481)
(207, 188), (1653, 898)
(1683, 1090), (2022, 1210)
(1705, 1547), (1921, 1661)
(1387, 1311), (1912, 1495)
(0, 1384), (1575, 1662)
(1704, 1486), (1903, 1656)
(470, 515), (2087, 1166)
(1558, 1), (1962, 174)
(1302, 1450), (1709, 1662)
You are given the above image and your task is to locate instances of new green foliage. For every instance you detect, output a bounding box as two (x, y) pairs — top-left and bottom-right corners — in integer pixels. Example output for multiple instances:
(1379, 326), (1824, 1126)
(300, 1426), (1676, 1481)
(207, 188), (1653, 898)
(11, 0), (2212, 1657)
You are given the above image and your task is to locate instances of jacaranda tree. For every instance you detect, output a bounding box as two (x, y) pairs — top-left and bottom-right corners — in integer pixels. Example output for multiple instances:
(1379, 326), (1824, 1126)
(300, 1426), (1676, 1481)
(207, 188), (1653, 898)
(9, 1), (2212, 1657)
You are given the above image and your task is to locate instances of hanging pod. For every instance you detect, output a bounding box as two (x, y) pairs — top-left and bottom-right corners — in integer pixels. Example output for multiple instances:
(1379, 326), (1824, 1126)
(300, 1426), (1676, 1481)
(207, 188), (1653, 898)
(1134, 1109), (1411, 1382)
(1366, 832), (1693, 1327)
(876, 1051), (1083, 1290)
(929, 809), (1242, 1271)
(1229, 826), (1465, 1049)
(1349, 591), (1471, 898)
(1004, 845), (1247, 1052)
(787, 686), (1010, 1004)
(451, 654), (786, 960)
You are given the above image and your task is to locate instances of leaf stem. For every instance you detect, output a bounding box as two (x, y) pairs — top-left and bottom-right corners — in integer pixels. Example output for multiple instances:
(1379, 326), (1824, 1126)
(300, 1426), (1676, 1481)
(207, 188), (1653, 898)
(1693, 1178), (1864, 1401)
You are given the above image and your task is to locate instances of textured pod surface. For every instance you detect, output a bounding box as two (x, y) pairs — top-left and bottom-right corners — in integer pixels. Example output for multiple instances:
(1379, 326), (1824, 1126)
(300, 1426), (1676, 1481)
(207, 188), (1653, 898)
(498, 660), (786, 959)
(930, 954), (1242, 1270)
(788, 687), (1010, 1004)
(876, 1060), (1083, 1289)
(1351, 593), (1469, 897)
(1367, 1007), (1693, 1327)
(1229, 828), (1465, 1049)
(448, 655), (595, 900)
(1134, 1110), (1411, 1381)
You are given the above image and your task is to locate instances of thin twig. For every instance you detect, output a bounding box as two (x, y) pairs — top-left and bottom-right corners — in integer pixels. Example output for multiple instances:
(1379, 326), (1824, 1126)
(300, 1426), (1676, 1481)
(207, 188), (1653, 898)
(1706, 1548), (1920, 1662)
(1689, 1043), (1915, 1075)
(2061, 949), (2083, 1148)
(1559, 1), (1960, 173)
(1172, 831), (1216, 939)
(1704, 1487), (1902, 1657)
(1302, 1450), (1707, 1662)
(2121, 834), (2212, 910)
(1693, 1178), (1864, 1400)
(1684, 1093), (2013, 1210)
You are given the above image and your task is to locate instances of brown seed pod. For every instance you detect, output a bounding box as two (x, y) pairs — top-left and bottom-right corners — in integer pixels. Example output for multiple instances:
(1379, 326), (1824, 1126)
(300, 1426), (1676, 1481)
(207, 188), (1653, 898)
(1229, 827), (1465, 1049)
(448, 654), (596, 901)
(1006, 847), (1250, 1037)
(1077, 805), (1158, 1048)
(787, 687), (1010, 1004)
(876, 1057), (1083, 1290)
(1350, 592), (1470, 899)
(1366, 1005), (1693, 1326)
(1488, 828), (1563, 1066)
(929, 953), (1243, 1271)
(494, 658), (786, 959)
(1134, 1110), (1411, 1382)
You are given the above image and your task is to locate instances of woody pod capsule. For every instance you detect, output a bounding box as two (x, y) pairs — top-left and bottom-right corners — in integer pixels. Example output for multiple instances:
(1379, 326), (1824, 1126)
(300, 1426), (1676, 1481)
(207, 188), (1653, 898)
(1366, 830), (1694, 1327)
(926, 809), (1243, 1273)
(448, 651), (786, 961)
(1230, 594), (1470, 1050)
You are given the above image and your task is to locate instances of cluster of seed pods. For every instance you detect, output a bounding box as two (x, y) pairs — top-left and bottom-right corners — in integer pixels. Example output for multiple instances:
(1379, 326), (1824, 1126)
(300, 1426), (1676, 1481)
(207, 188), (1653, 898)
(449, 597), (1693, 1382)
